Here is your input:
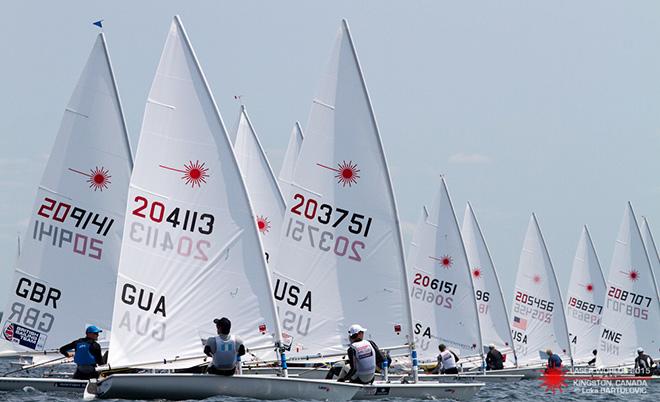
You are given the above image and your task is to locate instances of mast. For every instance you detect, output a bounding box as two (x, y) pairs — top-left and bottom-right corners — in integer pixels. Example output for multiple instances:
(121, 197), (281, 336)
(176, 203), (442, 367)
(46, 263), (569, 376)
(342, 18), (418, 381)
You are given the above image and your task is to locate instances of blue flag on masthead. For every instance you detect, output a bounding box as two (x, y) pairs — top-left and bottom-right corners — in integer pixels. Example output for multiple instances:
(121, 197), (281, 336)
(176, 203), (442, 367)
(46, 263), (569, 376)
(93, 20), (103, 28)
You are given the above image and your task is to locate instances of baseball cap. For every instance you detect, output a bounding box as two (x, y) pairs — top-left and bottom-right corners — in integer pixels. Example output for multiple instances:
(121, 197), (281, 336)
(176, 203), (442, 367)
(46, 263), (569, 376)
(637, 347), (644, 353)
(348, 324), (367, 336)
(86, 325), (102, 334)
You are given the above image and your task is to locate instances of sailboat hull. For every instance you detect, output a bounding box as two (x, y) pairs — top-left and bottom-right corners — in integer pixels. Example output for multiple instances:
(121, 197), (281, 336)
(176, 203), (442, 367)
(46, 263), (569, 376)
(86, 373), (359, 400)
(0, 377), (87, 392)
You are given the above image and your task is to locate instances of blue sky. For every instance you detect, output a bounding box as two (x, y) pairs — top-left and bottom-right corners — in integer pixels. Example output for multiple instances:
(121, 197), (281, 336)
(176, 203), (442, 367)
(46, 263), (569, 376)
(1, 1), (659, 305)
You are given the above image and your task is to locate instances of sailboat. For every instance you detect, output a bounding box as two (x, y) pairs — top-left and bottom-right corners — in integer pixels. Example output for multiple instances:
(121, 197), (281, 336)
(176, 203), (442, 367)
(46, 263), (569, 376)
(596, 203), (660, 369)
(564, 226), (606, 365)
(0, 32), (133, 391)
(83, 16), (359, 401)
(407, 180), (482, 365)
(508, 214), (573, 376)
(233, 105), (286, 265)
(269, 20), (482, 400)
(278, 121), (304, 192)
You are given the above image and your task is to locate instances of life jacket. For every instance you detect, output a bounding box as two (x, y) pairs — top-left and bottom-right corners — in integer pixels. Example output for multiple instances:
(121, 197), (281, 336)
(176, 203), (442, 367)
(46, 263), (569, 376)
(74, 340), (96, 366)
(440, 350), (457, 370)
(350, 340), (376, 377)
(211, 335), (238, 370)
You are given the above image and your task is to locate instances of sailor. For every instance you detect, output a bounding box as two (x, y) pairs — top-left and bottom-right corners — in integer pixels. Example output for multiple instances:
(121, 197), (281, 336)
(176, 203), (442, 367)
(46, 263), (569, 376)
(433, 344), (460, 374)
(587, 349), (597, 366)
(330, 324), (386, 384)
(59, 325), (104, 380)
(545, 349), (562, 371)
(634, 347), (655, 376)
(204, 317), (245, 376)
(485, 344), (504, 370)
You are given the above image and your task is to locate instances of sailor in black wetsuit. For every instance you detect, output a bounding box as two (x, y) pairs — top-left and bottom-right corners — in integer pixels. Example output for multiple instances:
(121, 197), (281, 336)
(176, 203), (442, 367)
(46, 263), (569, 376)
(486, 344), (504, 370)
(59, 325), (104, 380)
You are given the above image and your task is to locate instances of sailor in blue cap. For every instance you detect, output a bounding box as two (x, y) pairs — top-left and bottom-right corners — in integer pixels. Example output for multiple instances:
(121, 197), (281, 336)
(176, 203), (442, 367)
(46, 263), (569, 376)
(59, 325), (104, 379)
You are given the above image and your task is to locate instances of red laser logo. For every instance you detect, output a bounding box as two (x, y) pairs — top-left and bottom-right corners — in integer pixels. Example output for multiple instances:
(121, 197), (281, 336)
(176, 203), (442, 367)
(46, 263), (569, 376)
(539, 368), (568, 394)
(159, 160), (209, 188)
(430, 255), (453, 269)
(256, 215), (271, 234)
(472, 268), (482, 279)
(317, 161), (360, 187)
(69, 166), (112, 191)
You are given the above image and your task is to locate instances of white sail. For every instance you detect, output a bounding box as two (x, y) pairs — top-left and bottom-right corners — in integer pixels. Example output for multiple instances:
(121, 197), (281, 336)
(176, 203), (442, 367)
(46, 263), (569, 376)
(509, 214), (572, 367)
(0, 33), (132, 353)
(407, 179), (482, 362)
(564, 226), (606, 364)
(461, 203), (516, 363)
(233, 105), (286, 265)
(271, 20), (413, 357)
(278, 121), (304, 189)
(107, 16), (280, 368)
(640, 217), (660, 300)
(596, 203), (660, 368)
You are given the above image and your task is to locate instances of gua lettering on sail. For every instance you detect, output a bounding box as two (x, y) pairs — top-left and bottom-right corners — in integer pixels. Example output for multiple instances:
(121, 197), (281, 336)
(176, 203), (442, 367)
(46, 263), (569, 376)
(272, 20), (412, 356)
(596, 204), (660, 368)
(509, 214), (572, 367)
(564, 226), (606, 364)
(107, 17), (279, 368)
(1, 34), (131, 352)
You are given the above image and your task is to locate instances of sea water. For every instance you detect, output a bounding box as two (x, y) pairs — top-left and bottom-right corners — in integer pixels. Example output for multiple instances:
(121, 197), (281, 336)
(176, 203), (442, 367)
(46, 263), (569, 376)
(1, 360), (658, 401)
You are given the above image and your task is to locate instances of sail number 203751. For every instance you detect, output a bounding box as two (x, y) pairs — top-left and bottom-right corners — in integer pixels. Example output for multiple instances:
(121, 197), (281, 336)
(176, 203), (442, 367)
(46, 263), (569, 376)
(132, 196), (214, 235)
(290, 193), (373, 237)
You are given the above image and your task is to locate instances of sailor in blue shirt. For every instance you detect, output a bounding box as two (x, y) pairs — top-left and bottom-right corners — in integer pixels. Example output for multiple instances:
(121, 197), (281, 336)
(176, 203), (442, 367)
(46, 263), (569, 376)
(545, 349), (562, 371)
(59, 325), (104, 380)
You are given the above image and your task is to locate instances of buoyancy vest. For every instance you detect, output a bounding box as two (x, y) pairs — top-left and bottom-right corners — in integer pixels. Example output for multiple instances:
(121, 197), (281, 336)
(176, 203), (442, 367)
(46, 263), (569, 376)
(350, 340), (376, 377)
(210, 335), (238, 370)
(440, 350), (457, 370)
(74, 340), (96, 366)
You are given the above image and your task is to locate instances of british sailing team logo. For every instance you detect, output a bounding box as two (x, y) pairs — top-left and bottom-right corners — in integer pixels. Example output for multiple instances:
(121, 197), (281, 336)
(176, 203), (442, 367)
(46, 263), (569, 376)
(159, 160), (210, 188)
(317, 160), (360, 187)
(69, 166), (112, 191)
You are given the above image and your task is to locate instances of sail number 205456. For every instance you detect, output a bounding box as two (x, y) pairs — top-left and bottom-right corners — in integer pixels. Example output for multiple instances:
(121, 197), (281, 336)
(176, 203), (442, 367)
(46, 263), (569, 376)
(132, 196), (214, 235)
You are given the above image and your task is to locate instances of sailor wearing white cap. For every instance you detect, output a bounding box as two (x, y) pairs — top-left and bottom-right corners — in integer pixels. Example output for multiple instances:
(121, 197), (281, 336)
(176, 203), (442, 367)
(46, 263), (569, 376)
(326, 324), (386, 384)
(634, 347), (655, 377)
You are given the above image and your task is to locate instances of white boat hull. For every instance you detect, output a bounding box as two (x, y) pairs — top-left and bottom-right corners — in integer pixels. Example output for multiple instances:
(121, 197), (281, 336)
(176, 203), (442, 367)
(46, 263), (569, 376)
(353, 381), (483, 401)
(0, 377), (87, 392)
(86, 373), (360, 400)
(423, 373), (524, 383)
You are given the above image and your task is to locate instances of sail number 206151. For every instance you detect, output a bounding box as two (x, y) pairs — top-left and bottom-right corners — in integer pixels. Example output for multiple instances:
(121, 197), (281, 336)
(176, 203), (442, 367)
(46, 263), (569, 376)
(132, 196), (214, 235)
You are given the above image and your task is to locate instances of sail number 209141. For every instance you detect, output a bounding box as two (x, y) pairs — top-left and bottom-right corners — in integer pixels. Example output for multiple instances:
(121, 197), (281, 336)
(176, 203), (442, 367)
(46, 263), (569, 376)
(132, 196), (214, 235)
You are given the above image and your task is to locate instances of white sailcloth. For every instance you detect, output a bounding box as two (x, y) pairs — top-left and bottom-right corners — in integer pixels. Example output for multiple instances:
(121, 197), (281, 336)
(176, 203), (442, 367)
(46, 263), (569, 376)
(233, 105), (286, 265)
(407, 179), (482, 362)
(640, 217), (660, 300)
(107, 17), (280, 368)
(596, 203), (660, 368)
(0, 33), (132, 353)
(272, 20), (413, 357)
(509, 214), (572, 367)
(564, 226), (606, 364)
(461, 203), (516, 363)
(278, 122), (304, 190)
